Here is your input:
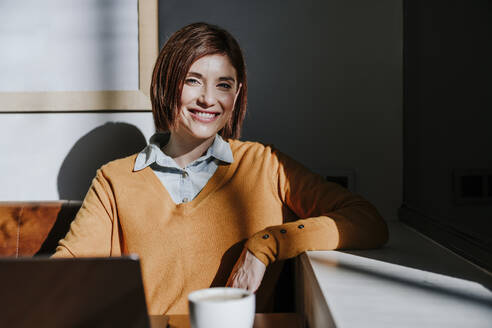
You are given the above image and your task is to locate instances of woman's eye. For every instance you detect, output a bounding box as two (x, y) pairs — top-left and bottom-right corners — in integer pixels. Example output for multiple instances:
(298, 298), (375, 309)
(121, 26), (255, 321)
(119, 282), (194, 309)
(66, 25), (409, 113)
(185, 78), (200, 85)
(218, 83), (232, 89)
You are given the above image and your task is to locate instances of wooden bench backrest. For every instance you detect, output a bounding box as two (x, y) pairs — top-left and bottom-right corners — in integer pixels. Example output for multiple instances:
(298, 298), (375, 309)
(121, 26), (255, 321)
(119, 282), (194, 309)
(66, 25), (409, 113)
(0, 201), (81, 257)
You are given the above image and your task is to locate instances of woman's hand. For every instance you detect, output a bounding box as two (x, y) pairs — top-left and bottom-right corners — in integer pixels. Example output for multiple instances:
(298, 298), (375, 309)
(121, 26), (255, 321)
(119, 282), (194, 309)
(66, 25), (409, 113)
(226, 248), (266, 292)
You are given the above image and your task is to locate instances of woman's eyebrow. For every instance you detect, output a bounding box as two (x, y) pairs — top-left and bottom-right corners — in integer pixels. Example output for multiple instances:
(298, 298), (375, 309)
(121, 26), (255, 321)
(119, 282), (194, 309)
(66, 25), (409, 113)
(218, 76), (236, 83)
(187, 71), (202, 78)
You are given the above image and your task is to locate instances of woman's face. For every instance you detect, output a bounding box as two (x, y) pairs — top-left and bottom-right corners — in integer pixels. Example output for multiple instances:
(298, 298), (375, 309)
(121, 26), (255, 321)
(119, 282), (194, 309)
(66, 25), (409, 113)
(173, 54), (241, 142)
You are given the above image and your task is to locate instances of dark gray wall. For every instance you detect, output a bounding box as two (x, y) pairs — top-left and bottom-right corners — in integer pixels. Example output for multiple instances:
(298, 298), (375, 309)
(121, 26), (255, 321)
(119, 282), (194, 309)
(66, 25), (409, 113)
(159, 0), (403, 220)
(404, 0), (492, 241)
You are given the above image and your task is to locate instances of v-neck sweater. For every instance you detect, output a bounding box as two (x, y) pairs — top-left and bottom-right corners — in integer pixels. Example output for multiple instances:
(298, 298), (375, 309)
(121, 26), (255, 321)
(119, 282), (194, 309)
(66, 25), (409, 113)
(53, 139), (389, 314)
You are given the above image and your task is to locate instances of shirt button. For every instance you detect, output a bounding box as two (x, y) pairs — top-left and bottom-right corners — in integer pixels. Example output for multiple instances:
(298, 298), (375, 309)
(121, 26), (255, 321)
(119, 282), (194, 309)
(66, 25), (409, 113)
(280, 229), (287, 234)
(262, 234), (269, 239)
(182, 197), (189, 203)
(298, 224), (305, 229)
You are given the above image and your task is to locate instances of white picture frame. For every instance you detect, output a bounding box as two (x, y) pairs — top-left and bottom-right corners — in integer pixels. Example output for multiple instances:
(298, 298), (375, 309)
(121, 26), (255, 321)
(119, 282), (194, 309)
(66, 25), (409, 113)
(0, 0), (158, 112)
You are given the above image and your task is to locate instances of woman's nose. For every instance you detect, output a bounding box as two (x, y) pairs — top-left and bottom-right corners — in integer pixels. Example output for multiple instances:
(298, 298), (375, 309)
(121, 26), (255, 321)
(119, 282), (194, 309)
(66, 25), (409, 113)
(197, 87), (217, 108)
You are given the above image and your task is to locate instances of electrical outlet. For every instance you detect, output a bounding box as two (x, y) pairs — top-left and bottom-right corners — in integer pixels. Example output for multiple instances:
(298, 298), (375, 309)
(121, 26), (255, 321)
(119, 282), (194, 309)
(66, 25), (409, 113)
(311, 168), (356, 192)
(453, 169), (492, 205)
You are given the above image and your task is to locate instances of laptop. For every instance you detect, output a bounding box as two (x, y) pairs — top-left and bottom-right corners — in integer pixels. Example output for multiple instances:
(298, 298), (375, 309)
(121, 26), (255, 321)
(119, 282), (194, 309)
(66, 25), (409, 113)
(0, 255), (166, 328)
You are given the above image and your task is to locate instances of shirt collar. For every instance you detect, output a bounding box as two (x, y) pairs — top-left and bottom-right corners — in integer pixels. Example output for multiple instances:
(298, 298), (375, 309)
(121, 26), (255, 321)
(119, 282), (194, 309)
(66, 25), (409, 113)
(207, 134), (234, 163)
(133, 133), (233, 171)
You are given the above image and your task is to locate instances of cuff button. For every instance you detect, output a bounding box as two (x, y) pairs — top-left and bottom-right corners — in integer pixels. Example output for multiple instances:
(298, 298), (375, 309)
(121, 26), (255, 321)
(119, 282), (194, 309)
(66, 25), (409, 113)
(280, 229), (287, 234)
(262, 234), (270, 239)
(298, 224), (305, 229)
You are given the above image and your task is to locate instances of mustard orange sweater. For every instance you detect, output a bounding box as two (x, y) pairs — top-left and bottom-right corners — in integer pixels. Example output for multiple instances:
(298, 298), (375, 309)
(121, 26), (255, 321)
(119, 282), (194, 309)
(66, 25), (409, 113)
(53, 140), (388, 314)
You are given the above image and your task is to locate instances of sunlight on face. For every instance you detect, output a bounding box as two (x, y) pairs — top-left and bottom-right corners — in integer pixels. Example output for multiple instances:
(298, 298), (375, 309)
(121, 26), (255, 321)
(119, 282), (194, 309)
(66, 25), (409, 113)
(173, 54), (241, 142)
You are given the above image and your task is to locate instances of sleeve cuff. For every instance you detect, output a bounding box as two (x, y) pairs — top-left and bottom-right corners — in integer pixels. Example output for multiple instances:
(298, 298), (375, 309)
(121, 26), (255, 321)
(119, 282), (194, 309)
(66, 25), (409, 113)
(245, 228), (278, 266)
(245, 217), (340, 266)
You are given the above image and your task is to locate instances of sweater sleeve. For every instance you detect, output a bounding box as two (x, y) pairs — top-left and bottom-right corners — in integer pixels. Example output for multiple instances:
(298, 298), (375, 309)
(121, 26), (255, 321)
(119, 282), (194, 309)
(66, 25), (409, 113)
(52, 169), (120, 258)
(245, 148), (389, 266)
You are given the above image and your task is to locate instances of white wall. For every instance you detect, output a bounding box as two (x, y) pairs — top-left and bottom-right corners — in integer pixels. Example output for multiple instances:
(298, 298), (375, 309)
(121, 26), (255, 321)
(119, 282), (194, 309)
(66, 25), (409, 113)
(0, 113), (155, 200)
(0, 0), (402, 221)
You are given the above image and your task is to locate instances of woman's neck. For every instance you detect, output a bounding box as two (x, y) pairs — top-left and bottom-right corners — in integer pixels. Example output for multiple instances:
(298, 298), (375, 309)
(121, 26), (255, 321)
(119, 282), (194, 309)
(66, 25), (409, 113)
(162, 133), (215, 168)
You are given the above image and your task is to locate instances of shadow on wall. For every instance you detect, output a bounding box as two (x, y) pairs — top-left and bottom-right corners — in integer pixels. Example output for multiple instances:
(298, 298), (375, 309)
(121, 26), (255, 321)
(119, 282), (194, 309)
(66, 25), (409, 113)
(57, 122), (147, 200)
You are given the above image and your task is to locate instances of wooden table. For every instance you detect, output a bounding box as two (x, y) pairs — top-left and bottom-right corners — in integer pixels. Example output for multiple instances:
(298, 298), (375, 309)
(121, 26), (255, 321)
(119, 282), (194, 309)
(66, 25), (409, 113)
(150, 313), (302, 328)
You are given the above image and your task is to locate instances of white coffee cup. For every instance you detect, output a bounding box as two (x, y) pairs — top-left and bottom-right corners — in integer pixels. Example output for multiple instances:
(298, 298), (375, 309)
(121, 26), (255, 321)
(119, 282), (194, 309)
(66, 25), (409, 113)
(188, 287), (255, 328)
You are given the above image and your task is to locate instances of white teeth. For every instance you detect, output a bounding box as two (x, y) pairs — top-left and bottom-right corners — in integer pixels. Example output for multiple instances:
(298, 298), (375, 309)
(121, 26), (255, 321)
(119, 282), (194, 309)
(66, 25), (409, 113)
(195, 111), (216, 118)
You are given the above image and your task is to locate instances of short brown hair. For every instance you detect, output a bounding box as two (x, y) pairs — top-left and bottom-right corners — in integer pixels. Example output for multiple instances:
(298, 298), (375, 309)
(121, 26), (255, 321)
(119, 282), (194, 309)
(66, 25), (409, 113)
(150, 22), (247, 139)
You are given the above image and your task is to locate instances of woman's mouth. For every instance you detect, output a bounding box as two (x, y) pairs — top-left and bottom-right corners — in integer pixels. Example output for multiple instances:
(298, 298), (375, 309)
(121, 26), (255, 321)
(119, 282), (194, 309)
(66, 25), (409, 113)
(188, 109), (220, 122)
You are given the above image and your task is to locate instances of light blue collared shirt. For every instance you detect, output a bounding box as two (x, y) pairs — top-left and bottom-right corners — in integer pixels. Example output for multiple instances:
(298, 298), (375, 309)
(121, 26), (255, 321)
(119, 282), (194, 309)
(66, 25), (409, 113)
(134, 133), (234, 204)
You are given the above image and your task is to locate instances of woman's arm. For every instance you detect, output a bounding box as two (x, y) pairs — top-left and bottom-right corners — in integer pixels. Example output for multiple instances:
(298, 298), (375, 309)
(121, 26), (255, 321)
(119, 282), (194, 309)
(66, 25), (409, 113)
(227, 147), (388, 290)
(52, 169), (120, 258)
(246, 148), (389, 266)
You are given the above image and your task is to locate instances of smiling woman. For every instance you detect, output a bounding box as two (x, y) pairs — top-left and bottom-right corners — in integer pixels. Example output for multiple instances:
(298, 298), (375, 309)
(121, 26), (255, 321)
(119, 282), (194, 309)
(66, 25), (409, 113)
(163, 54), (241, 168)
(180, 54), (239, 134)
(150, 23), (247, 140)
(52, 22), (389, 315)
